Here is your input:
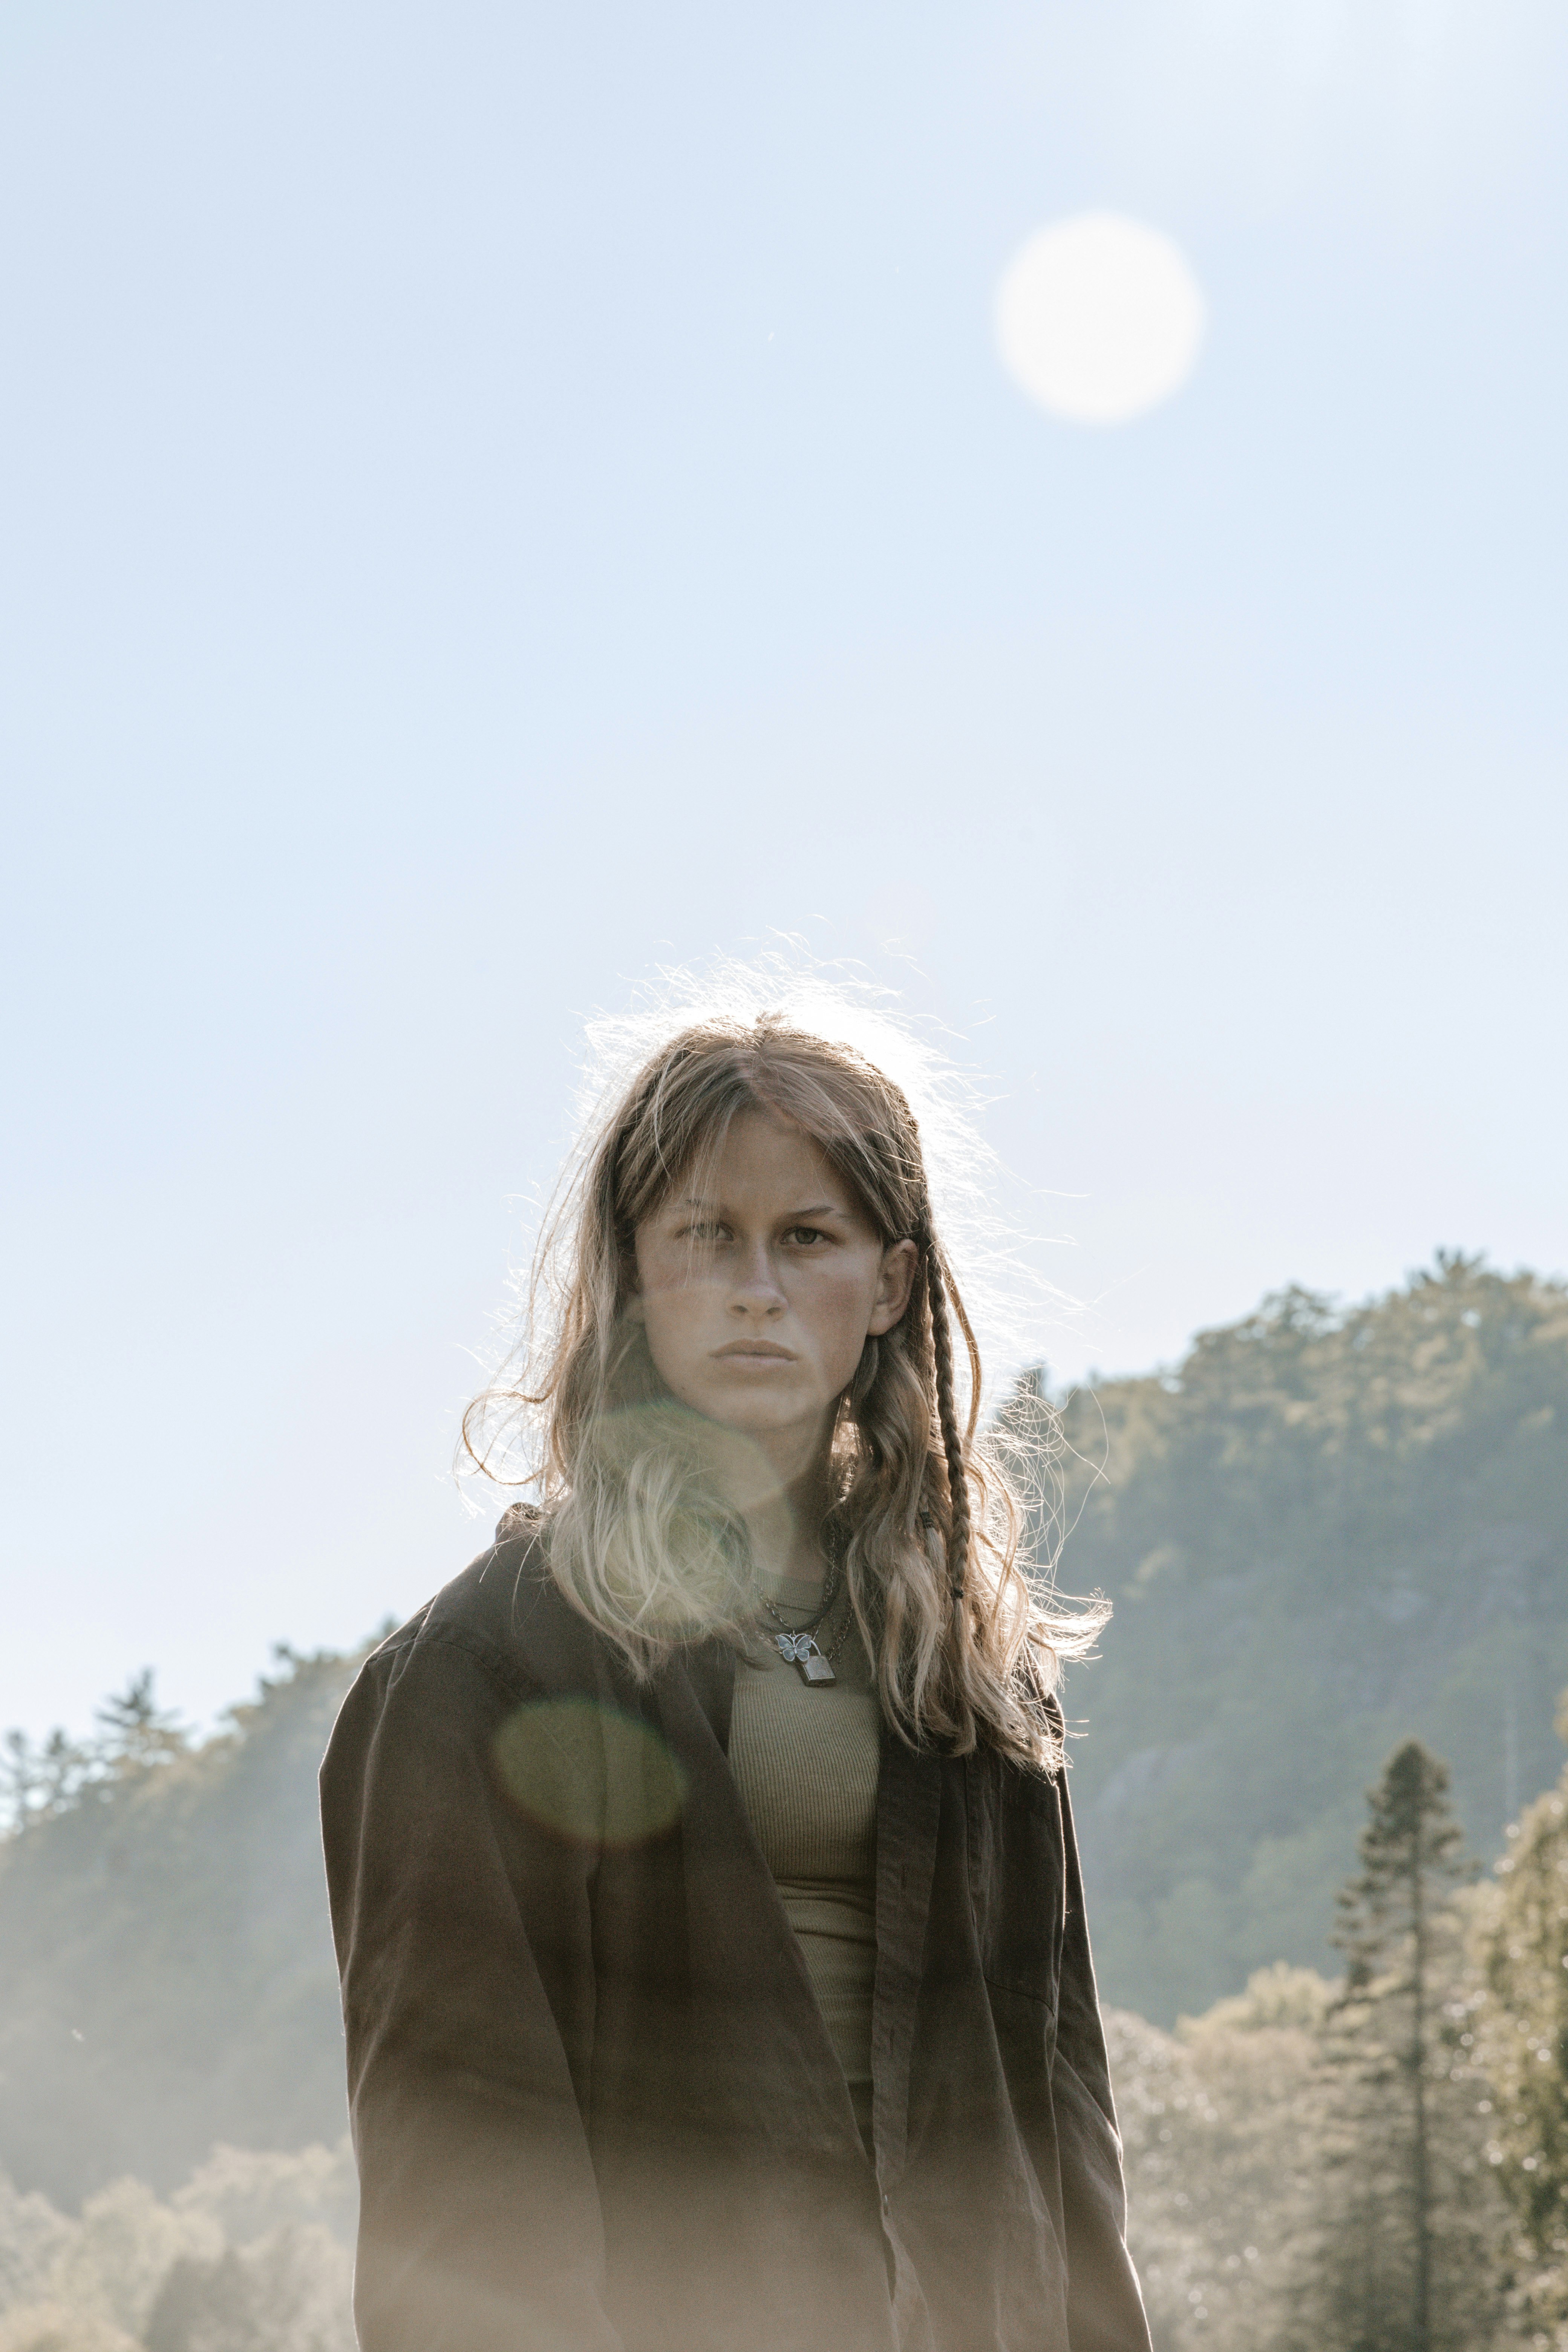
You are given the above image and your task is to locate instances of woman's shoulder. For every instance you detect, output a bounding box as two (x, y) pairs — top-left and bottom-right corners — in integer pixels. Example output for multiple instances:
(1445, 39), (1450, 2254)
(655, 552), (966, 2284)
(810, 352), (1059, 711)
(363, 1507), (609, 1707)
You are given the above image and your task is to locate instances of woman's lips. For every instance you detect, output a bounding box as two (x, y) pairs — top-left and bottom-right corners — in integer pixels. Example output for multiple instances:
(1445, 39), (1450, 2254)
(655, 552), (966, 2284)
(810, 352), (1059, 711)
(714, 1342), (795, 1360)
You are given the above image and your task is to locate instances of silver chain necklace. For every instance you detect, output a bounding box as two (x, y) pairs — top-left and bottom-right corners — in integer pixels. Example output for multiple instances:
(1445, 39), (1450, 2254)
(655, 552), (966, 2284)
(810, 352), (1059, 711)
(760, 1561), (853, 1686)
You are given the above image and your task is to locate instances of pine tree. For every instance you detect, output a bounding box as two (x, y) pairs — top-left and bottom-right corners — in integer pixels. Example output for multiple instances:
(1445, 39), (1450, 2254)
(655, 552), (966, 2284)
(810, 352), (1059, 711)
(94, 1668), (187, 1770)
(3, 1674), (188, 1839)
(1298, 1739), (1499, 2352)
(1, 1725), (96, 1832)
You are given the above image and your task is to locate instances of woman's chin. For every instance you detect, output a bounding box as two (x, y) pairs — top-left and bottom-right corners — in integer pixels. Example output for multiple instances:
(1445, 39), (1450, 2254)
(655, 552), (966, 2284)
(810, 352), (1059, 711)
(694, 1390), (826, 1446)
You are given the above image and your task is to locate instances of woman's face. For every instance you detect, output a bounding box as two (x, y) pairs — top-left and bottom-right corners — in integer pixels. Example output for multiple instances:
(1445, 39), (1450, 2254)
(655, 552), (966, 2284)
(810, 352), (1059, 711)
(628, 1109), (917, 1462)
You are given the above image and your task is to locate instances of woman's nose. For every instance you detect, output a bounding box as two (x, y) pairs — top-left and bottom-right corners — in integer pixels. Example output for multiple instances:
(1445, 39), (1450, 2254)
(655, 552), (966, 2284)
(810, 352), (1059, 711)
(729, 1239), (785, 1314)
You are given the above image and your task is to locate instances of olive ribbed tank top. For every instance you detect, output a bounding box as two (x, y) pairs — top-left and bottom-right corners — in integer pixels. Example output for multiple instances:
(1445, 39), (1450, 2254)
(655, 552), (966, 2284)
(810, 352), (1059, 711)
(728, 1575), (880, 2151)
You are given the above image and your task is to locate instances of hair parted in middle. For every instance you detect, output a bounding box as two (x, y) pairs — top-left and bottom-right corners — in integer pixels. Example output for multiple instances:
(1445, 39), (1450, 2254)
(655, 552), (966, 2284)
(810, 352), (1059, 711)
(463, 1003), (1106, 1771)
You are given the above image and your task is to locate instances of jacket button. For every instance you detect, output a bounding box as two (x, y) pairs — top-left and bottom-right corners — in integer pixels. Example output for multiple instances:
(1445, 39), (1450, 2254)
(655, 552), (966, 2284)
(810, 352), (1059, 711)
(882, 2193), (891, 2216)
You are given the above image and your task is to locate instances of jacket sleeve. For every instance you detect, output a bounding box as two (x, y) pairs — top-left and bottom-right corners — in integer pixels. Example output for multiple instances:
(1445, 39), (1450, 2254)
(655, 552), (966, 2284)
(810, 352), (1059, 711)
(1051, 1767), (1153, 2352)
(319, 1625), (623, 2352)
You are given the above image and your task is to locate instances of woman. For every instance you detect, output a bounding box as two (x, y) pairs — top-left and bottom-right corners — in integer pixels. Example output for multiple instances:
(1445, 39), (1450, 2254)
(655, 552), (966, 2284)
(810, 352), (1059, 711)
(320, 1000), (1150, 2352)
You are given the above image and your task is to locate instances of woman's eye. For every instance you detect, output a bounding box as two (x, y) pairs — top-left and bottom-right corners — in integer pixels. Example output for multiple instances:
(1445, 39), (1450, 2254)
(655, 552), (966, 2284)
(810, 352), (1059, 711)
(787, 1226), (828, 1246)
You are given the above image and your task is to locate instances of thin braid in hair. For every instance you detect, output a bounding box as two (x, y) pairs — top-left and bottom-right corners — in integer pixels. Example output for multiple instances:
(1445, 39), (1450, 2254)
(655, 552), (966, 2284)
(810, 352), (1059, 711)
(921, 1226), (971, 1604)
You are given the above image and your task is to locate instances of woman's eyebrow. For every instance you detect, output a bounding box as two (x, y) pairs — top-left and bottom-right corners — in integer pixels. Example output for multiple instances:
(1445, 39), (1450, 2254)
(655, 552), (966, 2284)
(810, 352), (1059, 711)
(673, 1197), (849, 1218)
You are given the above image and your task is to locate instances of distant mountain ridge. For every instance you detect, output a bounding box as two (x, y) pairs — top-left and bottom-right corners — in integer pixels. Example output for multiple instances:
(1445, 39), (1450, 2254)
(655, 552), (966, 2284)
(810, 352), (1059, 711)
(2, 1254), (1564, 2203)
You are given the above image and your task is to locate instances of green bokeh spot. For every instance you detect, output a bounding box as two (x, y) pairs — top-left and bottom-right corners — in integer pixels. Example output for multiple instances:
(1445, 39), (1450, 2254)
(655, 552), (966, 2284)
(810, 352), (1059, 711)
(492, 1698), (687, 1848)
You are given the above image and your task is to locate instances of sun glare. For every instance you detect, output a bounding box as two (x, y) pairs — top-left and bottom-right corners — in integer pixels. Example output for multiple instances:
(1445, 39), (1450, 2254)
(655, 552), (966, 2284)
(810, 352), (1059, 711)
(995, 212), (1207, 426)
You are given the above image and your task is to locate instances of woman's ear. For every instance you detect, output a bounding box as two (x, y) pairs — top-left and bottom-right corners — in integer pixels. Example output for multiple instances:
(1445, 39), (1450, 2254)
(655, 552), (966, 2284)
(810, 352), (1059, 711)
(867, 1237), (918, 1336)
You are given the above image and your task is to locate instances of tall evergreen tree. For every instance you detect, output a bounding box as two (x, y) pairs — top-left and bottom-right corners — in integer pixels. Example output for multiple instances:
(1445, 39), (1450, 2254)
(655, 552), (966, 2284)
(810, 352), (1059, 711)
(94, 1669), (187, 1770)
(1295, 1740), (1498, 2352)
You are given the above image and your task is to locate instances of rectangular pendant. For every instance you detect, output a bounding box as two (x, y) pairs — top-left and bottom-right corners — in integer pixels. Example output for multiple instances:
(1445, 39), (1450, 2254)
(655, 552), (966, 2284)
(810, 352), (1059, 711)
(796, 1651), (836, 1685)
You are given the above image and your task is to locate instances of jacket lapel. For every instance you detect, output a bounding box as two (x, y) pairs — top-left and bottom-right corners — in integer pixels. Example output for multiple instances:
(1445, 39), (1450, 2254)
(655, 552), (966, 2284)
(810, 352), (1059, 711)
(871, 1726), (942, 2182)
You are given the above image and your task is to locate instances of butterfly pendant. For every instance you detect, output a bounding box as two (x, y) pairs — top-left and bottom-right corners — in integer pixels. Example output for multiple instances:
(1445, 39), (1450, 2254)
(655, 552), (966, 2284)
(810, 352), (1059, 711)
(774, 1632), (836, 1684)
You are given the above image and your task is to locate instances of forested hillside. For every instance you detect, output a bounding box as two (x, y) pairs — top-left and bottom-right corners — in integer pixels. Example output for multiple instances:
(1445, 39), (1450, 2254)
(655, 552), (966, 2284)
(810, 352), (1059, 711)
(1032, 1253), (1568, 2021)
(0, 1653), (358, 2207)
(2, 1253), (1563, 2217)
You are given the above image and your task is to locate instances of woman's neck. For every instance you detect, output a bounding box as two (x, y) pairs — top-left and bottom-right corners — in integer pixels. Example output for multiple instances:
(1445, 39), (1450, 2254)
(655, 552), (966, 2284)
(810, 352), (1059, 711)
(733, 1442), (836, 1593)
(741, 1493), (826, 1590)
(698, 1410), (838, 1592)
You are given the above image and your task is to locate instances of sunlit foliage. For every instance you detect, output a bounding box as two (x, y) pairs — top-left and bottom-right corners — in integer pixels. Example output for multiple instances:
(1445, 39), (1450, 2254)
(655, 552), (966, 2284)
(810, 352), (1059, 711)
(0, 2141), (354, 2352)
(1108, 1965), (1330, 2351)
(1475, 1699), (1568, 2351)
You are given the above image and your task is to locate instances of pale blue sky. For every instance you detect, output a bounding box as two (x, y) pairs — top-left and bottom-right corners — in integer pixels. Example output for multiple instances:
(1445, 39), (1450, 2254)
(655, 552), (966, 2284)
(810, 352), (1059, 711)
(3, 0), (1564, 1741)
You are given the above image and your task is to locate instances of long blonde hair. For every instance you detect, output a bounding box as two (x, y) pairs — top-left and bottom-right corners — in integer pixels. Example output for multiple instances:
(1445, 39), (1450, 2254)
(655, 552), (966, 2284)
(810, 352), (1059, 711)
(463, 998), (1104, 1770)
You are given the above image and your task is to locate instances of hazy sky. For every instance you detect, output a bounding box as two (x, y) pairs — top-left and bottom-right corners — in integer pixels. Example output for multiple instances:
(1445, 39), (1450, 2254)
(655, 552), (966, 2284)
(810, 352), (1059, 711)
(3, 0), (1564, 1742)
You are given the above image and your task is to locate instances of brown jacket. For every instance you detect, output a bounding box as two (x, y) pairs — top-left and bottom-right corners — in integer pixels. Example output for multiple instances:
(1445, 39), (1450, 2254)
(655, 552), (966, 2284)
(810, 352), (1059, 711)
(319, 1530), (1150, 2352)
